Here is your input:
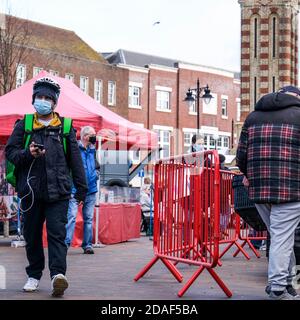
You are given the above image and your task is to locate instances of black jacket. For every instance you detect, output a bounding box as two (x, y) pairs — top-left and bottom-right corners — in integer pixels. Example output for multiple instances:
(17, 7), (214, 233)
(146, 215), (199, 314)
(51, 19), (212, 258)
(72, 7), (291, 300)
(236, 92), (300, 203)
(5, 115), (88, 202)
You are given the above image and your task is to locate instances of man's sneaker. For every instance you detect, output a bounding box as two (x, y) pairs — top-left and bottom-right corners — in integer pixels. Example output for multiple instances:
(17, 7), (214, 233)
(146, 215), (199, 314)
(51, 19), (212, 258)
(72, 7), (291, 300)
(83, 247), (94, 254)
(266, 284), (299, 298)
(23, 278), (39, 292)
(268, 289), (295, 300)
(51, 274), (68, 297)
(286, 285), (300, 297)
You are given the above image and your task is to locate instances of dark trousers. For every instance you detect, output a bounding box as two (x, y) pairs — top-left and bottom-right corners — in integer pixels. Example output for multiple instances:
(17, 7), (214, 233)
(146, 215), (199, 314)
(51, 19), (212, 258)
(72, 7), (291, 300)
(23, 199), (69, 280)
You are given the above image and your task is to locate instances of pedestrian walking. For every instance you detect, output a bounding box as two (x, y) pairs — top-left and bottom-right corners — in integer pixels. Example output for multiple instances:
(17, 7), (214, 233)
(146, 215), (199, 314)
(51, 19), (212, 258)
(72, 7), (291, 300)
(236, 85), (300, 300)
(5, 77), (87, 297)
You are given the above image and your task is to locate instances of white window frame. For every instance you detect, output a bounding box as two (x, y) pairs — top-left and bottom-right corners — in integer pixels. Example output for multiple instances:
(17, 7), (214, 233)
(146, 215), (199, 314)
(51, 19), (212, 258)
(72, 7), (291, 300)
(182, 128), (198, 154)
(33, 67), (43, 77)
(221, 95), (228, 119)
(65, 73), (74, 82)
(156, 90), (171, 112)
(49, 70), (59, 77)
(189, 100), (197, 115)
(236, 98), (241, 122)
(80, 76), (89, 94)
(94, 79), (103, 103)
(153, 125), (173, 159)
(108, 81), (116, 106)
(129, 82), (142, 109)
(16, 64), (26, 88)
(130, 123), (144, 164)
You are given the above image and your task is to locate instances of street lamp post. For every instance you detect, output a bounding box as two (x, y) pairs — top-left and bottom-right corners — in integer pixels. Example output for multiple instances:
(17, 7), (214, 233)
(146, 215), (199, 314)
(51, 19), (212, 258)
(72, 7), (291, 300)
(184, 79), (213, 134)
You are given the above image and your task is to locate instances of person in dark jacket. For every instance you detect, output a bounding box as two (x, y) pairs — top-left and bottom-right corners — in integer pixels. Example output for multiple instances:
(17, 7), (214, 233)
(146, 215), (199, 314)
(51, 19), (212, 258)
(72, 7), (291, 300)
(236, 85), (300, 300)
(5, 77), (87, 297)
(65, 126), (104, 253)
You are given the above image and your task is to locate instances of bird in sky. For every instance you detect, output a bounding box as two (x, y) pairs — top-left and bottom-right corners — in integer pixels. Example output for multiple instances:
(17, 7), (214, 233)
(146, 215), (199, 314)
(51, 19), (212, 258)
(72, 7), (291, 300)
(152, 21), (160, 26)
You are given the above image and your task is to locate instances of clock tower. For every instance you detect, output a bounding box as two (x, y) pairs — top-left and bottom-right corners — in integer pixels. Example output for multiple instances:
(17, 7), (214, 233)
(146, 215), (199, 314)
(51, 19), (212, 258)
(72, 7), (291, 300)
(238, 0), (300, 121)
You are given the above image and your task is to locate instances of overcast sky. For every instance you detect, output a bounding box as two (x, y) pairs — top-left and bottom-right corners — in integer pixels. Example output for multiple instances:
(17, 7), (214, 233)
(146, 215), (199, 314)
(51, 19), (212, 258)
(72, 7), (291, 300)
(1, 0), (241, 72)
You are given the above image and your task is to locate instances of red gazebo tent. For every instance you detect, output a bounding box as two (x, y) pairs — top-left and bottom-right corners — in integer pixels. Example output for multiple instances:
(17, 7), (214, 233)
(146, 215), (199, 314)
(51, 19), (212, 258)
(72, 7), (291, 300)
(0, 71), (157, 150)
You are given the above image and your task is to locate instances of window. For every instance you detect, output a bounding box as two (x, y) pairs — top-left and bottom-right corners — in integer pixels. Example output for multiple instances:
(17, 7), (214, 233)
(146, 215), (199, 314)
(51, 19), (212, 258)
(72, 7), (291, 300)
(156, 91), (170, 111)
(80, 76), (89, 94)
(236, 99), (241, 122)
(221, 98), (228, 117)
(108, 81), (116, 106)
(129, 86), (141, 108)
(189, 101), (197, 114)
(49, 70), (59, 77)
(154, 129), (171, 159)
(94, 79), (103, 103)
(203, 93), (217, 115)
(217, 137), (222, 147)
(131, 149), (140, 164)
(16, 64), (26, 88)
(183, 132), (195, 154)
(223, 137), (229, 148)
(254, 77), (257, 105)
(33, 67), (43, 77)
(272, 17), (277, 58)
(254, 17), (258, 58)
(65, 73), (74, 82)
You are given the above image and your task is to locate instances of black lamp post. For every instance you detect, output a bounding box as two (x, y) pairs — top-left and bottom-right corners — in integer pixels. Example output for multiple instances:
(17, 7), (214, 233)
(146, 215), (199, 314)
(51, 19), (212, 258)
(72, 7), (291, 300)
(184, 79), (213, 134)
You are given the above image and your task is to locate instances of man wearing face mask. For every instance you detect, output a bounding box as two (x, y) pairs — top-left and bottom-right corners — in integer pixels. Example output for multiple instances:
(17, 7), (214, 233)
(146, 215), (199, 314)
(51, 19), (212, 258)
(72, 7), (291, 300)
(5, 77), (87, 297)
(190, 134), (205, 153)
(65, 126), (103, 254)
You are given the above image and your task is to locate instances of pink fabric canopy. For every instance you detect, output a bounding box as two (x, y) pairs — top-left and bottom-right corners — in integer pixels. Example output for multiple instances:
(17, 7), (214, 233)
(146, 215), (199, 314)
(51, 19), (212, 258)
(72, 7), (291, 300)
(0, 71), (157, 149)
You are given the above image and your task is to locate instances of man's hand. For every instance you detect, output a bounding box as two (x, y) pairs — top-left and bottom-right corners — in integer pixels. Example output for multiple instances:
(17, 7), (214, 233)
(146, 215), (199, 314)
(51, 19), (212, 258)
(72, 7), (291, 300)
(74, 192), (85, 205)
(29, 141), (45, 158)
(242, 176), (249, 187)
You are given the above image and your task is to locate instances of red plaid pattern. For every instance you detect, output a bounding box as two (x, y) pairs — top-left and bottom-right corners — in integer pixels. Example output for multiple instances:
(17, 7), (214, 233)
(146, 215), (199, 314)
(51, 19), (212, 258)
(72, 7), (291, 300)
(237, 123), (300, 203)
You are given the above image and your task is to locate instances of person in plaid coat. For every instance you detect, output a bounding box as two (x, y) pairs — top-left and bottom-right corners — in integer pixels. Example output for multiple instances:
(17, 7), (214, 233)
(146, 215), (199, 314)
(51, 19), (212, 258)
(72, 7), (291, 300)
(236, 86), (300, 300)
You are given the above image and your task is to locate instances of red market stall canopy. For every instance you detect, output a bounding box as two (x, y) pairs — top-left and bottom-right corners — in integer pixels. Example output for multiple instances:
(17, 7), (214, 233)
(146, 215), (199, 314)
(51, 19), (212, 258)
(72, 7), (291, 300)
(0, 71), (157, 150)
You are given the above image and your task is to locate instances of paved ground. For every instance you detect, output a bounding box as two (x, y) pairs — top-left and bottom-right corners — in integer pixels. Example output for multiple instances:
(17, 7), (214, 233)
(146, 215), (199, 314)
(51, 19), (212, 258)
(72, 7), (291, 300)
(0, 235), (270, 300)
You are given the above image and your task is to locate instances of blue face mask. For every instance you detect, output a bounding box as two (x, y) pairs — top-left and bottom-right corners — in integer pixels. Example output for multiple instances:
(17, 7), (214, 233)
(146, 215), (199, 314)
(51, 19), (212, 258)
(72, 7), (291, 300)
(193, 144), (204, 152)
(33, 99), (53, 115)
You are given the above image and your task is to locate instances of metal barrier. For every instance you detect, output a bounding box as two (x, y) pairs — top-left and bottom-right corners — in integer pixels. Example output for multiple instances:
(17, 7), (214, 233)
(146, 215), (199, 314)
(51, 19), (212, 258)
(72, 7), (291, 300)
(234, 222), (267, 258)
(134, 150), (232, 298)
(218, 170), (252, 261)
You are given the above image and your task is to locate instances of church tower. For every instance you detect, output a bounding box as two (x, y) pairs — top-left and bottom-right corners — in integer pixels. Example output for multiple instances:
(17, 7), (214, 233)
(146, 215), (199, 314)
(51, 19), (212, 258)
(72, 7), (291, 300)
(239, 0), (300, 121)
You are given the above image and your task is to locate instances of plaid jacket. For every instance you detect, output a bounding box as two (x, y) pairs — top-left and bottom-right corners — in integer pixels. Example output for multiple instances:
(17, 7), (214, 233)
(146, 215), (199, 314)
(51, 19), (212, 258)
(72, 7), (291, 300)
(236, 92), (300, 204)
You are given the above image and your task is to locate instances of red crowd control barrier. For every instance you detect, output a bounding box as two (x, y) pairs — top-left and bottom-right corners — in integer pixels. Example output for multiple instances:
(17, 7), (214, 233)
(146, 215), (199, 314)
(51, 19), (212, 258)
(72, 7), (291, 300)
(218, 171), (252, 261)
(234, 222), (267, 258)
(134, 150), (232, 298)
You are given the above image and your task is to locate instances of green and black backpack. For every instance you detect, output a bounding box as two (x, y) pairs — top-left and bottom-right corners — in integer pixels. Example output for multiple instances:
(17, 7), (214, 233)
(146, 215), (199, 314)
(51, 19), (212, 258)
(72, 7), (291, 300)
(6, 114), (72, 187)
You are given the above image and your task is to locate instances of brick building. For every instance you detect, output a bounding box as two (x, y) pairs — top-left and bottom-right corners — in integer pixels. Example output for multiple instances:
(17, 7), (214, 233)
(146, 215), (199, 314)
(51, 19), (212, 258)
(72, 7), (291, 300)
(239, 0), (300, 123)
(0, 14), (129, 118)
(104, 49), (240, 161)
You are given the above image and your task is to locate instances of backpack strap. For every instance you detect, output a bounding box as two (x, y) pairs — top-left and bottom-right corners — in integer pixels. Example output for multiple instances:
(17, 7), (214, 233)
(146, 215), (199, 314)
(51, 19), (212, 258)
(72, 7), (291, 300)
(24, 114), (34, 148)
(62, 117), (72, 154)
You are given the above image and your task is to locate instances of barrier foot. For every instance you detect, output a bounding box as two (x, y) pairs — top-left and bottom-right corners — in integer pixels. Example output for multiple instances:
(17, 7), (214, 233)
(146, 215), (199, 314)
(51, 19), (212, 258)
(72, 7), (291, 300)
(246, 240), (261, 258)
(178, 266), (205, 297)
(207, 268), (232, 298)
(233, 241), (250, 260)
(161, 258), (183, 282)
(134, 256), (159, 281)
(219, 241), (235, 260)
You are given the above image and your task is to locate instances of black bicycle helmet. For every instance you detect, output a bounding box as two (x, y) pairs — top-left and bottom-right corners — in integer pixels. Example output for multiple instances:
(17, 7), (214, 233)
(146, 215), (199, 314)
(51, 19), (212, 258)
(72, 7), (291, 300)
(32, 77), (61, 104)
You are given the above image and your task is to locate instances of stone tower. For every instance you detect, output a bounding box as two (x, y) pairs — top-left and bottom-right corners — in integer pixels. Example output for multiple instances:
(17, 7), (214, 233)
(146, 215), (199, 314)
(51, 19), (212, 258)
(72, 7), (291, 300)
(239, 0), (300, 121)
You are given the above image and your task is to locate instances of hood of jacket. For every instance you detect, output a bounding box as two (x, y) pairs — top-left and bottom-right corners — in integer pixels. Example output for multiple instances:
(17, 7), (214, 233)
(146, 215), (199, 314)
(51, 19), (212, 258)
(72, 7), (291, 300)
(255, 92), (300, 112)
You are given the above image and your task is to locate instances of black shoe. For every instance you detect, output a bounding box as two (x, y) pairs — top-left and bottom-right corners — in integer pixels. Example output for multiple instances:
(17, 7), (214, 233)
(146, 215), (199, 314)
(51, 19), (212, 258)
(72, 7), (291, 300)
(83, 247), (94, 254)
